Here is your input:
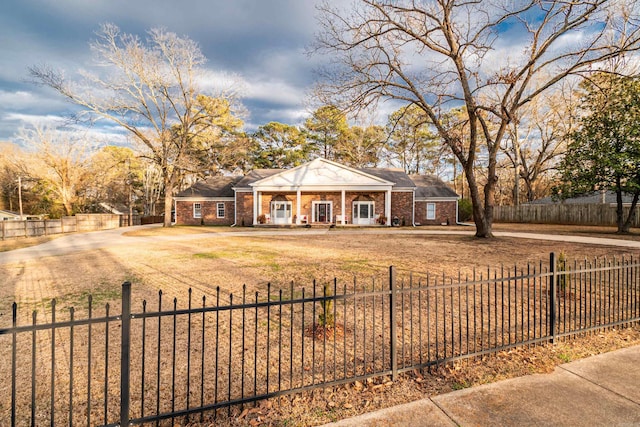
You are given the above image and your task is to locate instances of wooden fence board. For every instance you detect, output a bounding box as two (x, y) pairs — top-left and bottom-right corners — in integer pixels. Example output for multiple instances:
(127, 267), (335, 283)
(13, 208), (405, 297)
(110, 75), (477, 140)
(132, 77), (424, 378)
(1, 214), (137, 240)
(494, 203), (640, 227)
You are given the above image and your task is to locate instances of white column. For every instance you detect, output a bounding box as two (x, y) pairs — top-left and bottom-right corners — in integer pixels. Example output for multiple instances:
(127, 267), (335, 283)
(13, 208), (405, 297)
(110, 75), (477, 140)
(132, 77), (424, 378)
(253, 188), (258, 225)
(341, 190), (346, 225)
(386, 188), (392, 227)
(296, 189), (301, 225)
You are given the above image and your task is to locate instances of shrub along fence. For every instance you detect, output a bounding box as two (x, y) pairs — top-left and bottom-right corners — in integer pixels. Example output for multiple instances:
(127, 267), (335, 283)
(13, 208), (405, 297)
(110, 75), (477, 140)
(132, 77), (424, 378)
(1, 253), (639, 426)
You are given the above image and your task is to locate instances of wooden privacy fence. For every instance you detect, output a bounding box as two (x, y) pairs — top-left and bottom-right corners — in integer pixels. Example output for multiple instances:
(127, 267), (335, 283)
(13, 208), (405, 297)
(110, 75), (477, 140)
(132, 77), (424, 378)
(0, 214), (152, 239)
(494, 203), (640, 227)
(1, 254), (639, 426)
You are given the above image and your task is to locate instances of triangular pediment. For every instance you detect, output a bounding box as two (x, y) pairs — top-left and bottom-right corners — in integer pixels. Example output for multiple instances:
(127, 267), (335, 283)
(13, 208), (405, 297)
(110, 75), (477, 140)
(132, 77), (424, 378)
(251, 158), (394, 188)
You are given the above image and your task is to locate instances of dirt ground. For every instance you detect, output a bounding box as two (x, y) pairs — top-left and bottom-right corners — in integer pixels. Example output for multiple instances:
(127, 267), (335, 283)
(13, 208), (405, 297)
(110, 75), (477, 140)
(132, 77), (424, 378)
(1, 224), (640, 426)
(3, 224), (639, 317)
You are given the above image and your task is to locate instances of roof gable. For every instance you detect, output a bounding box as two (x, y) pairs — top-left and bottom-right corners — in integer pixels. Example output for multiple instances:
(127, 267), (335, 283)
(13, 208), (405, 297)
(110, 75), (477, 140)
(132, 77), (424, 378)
(250, 158), (394, 188)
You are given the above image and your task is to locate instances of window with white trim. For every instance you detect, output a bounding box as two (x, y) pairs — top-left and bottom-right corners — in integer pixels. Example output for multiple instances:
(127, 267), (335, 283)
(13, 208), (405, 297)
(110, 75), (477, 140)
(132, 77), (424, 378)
(193, 203), (202, 218)
(217, 202), (225, 218)
(426, 203), (436, 220)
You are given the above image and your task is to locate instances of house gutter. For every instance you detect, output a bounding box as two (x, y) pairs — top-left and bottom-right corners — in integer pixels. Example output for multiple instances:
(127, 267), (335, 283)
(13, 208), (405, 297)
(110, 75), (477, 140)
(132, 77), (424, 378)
(412, 189), (417, 227)
(172, 198), (177, 225)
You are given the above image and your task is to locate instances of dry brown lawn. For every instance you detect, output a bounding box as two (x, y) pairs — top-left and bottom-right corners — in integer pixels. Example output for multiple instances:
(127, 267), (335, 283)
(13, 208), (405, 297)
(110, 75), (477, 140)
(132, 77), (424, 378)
(1, 224), (640, 426)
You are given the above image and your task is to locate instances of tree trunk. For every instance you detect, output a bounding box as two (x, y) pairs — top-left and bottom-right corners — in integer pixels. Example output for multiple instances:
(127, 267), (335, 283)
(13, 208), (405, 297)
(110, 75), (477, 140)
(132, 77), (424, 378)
(523, 176), (535, 203)
(465, 163), (493, 238)
(513, 123), (520, 206)
(620, 193), (639, 234)
(473, 206), (492, 237)
(163, 193), (172, 227)
(162, 173), (175, 227)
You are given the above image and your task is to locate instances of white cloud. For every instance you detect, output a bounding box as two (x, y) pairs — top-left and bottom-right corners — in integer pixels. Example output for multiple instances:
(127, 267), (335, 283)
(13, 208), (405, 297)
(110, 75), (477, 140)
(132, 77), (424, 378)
(245, 78), (304, 107)
(3, 112), (66, 128)
(0, 91), (38, 109)
(0, 1), (326, 141)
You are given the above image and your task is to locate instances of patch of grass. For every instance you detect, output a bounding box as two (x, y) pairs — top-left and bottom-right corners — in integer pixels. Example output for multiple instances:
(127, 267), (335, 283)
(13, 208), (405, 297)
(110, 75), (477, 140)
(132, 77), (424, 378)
(266, 260), (282, 272)
(452, 380), (471, 390)
(341, 258), (374, 273)
(193, 252), (221, 259)
(192, 248), (284, 273)
(0, 235), (60, 252)
(123, 225), (217, 237)
(123, 225), (260, 237)
(557, 353), (572, 363)
(266, 288), (304, 302)
(311, 408), (336, 421)
(47, 287), (122, 311)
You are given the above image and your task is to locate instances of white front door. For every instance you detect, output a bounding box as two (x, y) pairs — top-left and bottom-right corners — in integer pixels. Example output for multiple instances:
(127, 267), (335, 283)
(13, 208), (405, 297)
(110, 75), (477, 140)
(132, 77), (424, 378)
(352, 201), (375, 225)
(271, 201), (292, 225)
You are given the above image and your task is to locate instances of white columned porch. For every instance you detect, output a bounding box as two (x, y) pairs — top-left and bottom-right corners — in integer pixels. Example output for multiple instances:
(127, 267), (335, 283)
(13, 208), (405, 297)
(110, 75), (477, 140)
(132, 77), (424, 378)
(341, 190), (346, 225)
(385, 188), (392, 227)
(296, 189), (301, 225)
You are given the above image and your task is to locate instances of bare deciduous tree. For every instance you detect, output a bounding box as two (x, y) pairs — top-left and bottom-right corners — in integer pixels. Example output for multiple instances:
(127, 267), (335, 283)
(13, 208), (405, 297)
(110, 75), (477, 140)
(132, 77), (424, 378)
(17, 125), (94, 217)
(314, 0), (640, 237)
(502, 83), (578, 204)
(30, 24), (242, 226)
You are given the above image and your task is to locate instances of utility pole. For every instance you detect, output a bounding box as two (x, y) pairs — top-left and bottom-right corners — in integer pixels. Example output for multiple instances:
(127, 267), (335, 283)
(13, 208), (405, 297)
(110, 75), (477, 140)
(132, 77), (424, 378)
(17, 176), (23, 220)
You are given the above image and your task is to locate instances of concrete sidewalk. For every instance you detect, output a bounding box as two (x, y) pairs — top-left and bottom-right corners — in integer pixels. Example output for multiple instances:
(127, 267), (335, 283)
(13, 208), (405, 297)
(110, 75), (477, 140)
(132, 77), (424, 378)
(324, 345), (640, 427)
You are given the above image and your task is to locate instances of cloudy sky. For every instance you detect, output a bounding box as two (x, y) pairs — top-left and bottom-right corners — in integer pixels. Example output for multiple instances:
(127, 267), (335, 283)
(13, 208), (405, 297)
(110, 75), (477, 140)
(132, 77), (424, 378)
(0, 0), (329, 144)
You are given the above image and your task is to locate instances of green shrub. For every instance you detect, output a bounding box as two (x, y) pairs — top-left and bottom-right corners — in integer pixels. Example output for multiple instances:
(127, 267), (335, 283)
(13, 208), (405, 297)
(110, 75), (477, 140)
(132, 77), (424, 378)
(458, 198), (473, 222)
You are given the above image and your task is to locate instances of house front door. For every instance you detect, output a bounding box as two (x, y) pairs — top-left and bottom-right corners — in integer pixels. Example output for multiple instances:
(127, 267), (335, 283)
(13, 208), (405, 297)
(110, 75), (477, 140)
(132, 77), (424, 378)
(271, 201), (292, 225)
(313, 201), (332, 223)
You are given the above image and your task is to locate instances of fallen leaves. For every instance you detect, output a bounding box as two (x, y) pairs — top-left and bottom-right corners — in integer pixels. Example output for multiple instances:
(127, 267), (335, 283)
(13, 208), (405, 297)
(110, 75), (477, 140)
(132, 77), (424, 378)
(304, 322), (346, 341)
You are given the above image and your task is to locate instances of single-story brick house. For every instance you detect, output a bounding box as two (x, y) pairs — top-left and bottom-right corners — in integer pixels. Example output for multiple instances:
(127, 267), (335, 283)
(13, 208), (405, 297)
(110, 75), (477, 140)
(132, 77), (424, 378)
(174, 158), (459, 227)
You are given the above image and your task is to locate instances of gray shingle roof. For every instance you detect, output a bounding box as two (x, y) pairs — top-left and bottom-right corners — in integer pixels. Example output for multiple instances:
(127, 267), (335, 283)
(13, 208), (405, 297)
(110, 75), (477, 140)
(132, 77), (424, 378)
(233, 169), (281, 188)
(410, 175), (459, 198)
(176, 176), (242, 198)
(360, 168), (416, 188)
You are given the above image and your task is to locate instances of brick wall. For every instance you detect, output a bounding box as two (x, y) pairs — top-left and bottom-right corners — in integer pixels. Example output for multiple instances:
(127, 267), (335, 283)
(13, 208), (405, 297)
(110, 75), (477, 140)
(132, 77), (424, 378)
(390, 192), (413, 226)
(236, 192), (253, 226)
(414, 200), (457, 225)
(175, 200), (235, 226)
(182, 192), (458, 227)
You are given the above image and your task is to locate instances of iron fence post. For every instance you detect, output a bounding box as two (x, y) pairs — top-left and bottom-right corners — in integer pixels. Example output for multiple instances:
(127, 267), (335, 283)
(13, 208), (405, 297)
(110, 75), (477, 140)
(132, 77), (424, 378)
(549, 253), (557, 343)
(11, 303), (16, 427)
(389, 266), (397, 381)
(120, 281), (132, 427)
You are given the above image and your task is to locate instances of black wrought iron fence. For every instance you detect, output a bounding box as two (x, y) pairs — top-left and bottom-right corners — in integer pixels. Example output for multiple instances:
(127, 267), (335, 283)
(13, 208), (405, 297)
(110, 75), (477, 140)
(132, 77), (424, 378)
(1, 253), (639, 426)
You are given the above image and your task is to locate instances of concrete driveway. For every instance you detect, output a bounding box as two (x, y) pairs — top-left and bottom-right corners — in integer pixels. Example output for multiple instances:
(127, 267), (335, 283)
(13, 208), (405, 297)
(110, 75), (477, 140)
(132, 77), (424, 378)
(2, 225), (640, 266)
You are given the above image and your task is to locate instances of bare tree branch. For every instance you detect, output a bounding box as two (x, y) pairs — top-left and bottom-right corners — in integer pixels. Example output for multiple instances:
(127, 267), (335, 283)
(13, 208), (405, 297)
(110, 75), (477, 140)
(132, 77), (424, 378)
(314, 0), (640, 237)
